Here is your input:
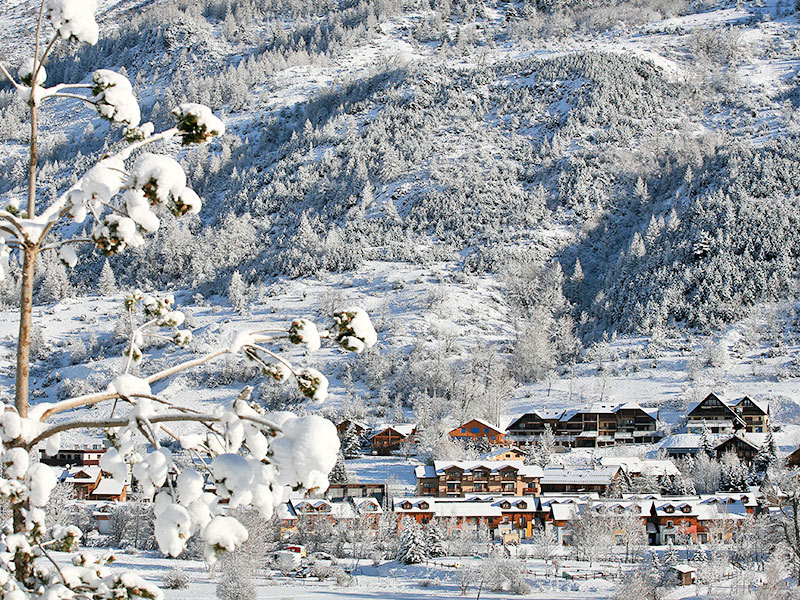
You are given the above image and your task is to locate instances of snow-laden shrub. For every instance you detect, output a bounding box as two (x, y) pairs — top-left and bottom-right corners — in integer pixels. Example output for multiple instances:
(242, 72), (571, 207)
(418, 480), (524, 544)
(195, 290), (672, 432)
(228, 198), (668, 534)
(162, 566), (191, 589)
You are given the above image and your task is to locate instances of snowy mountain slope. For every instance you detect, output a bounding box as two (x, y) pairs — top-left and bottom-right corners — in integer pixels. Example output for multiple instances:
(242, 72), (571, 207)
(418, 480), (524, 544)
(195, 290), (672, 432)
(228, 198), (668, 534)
(1, 0), (800, 443)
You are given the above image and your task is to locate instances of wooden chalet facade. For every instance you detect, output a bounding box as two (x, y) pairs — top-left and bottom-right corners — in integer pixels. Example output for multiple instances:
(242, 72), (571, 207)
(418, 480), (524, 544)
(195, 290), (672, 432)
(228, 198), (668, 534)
(60, 466), (127, 501)
(415, 461), (543, 497)
(714, 433), (760, 464)
(687, 393), (769, 434)
(449, 418), (508, 446)
(369, 424), (416, 455)
(336, 419), (368, 437)
(507, 402), (660, 449)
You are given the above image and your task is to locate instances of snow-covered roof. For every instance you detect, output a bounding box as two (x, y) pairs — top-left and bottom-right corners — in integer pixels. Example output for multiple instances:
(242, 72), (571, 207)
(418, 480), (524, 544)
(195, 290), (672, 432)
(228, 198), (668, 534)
(599, 457), (680, 477)
(736, 396), (769, 414)
(60, 466), (101, 483)
(430, 460), (543, 478)
(540, 465), (620, 486)
(672, 565), (696, 573)
(480, 446), (526, 460)
(453, 418), (507, 434)
(715, 431), (762, 451)
(369, 423), (416, 438)
(550, 503), (578, 521)
(91, 479), (125, 497)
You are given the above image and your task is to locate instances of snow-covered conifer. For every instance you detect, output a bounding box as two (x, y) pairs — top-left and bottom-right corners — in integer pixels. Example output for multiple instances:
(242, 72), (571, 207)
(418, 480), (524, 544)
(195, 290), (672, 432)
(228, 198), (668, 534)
(396, 518), (427, 564)
(425, 521), (446, 558)
(753, 427), (778, 473)
(329, 452), (348, 483)
(98, 257), (117, 295)
(341, 423), (362, 459)
(227, 270), (248, 314)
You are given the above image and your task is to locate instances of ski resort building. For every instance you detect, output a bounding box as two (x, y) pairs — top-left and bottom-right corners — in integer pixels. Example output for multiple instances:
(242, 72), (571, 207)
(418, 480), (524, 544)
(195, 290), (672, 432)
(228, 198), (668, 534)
(506, 401), (660, 448)
(40, 444), (107, 467)
(448, 418), (508, 446)
(369, 424), (417, 455)
(686, 393), (770, 434)
(414, 461), (543, 497)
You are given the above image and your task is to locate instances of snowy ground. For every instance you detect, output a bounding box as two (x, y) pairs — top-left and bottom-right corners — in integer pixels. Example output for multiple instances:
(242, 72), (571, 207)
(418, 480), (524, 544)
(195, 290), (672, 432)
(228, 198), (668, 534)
(57, 546), (781, 600)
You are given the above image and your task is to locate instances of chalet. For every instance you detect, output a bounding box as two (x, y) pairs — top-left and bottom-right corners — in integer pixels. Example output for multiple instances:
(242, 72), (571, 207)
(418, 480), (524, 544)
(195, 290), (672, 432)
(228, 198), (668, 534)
(394, 493), (759, 547)
(60, 466), (101, 499)
(40, 444), (106, 467)
(599, 457), (680, 479)
(414, 461), (542, 497)
(394, 496), (537, 538)
(369, 424), (416, 455)
(506, 401), (660, 449)
(481, 446), (527, 461)
(787, 446), (800, 467)
(449, 418), (507, 446)
(539, 465), (622, 495)
(686, 393), (769, 434)
(289, 496), (383, 525)
(646, 496), (748, 545)
(714, 432), (762, 464)
(309, 482), (387, 504)
(59, 466), (127, 502)
(336, 419), (368, 437)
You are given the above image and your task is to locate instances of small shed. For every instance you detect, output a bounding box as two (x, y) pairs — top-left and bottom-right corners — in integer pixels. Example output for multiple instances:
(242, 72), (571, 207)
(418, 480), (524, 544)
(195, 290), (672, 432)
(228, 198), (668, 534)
(671, 564), (696, 586)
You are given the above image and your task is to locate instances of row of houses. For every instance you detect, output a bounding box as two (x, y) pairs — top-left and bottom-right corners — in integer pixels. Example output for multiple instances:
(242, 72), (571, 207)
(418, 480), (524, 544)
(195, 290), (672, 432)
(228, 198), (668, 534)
(338, 392), (772, 456)
(414, 460), (634, 497)
(393, 492), (758, 546)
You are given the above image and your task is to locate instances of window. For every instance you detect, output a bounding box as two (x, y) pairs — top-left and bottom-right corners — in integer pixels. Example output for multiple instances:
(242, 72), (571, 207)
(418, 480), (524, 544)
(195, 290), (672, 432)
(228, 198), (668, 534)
(681, 506), (691, 513)
(664, 506), (674, 514)
(666, 520), (673, 528)
(419, 502), (429, 510)
(470, 427), (480, 433)
(461, 428), (466, 433)
(490, 436), (495, 441)
(484, 428), (490, 433)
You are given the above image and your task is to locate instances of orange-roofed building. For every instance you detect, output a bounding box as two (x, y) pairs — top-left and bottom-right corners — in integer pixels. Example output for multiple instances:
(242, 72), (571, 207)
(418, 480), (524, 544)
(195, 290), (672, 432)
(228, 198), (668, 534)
(449, 418), (507, 446)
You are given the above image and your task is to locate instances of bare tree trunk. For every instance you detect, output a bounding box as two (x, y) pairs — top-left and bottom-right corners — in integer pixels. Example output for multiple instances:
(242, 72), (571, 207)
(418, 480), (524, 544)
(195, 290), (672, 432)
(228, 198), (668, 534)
(15, 246), (36, 418)
(15, 97), (39, 419)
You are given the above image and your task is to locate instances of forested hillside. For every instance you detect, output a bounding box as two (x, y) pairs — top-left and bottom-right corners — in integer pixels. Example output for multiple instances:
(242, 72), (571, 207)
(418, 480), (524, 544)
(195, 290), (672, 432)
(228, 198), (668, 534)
(1, 0), (799, 418)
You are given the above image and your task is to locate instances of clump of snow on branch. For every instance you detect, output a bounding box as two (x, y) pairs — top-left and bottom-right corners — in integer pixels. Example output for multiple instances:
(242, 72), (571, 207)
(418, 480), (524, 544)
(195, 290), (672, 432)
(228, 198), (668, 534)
(173, 103), (225, 144)
(92, 69), (140, 126)
(332, 307), (378, 352)
(289, 318), (321, 351)
(46, 0), (99, 45)
(17, 58), (46, 87)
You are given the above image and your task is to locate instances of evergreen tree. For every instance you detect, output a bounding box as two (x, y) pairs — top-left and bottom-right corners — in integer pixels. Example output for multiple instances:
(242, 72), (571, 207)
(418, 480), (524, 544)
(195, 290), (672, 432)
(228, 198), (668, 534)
(425, 522), (446, 558)
(341, 423), (362, 459)
(699, 423), (715, 458)
(98, 258), (117, 295)
(525, 424), (555, 467)
(227, 270), (248, 314)
(753, 428), (778, 473)
(664, 542), (680, 566)
(329, 452), (348, 484)
(396, 518), (427, 564)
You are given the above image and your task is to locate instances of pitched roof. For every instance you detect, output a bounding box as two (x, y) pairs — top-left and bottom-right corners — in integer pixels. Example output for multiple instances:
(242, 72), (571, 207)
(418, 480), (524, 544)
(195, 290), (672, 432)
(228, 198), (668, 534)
(540, 465), (620, 486)
(431, 460), (543, 478)
(91, 479), (125, 497)
(480, 446), (526, 460)
(454, 418), (507, 434)
(60, 466), (101, 483)
(369, 423), (416, 439)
